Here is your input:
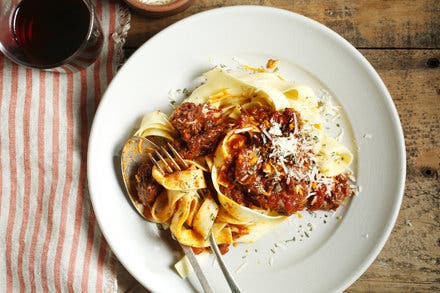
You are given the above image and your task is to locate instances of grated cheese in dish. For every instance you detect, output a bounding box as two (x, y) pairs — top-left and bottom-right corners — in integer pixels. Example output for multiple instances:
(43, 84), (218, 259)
(130, 62), (358, 279)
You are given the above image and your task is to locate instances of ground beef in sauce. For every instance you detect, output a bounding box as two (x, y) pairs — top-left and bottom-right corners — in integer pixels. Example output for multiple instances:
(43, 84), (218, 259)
(307, 174), (352, 211)
(219, 105), (354, 216)
(132, 160), (163, 206)
(170, 102), (232, 159)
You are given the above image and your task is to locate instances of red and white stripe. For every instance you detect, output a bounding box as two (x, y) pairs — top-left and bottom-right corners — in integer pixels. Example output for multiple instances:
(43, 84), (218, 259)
(0, 1), (129, 291)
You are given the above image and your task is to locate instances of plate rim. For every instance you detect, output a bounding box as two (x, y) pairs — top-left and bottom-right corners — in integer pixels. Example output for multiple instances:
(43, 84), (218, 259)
(88, 5), (406, 292)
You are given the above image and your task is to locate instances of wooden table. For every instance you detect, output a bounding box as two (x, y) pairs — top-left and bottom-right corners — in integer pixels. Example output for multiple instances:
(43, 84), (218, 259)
(119, 1), (440, 292)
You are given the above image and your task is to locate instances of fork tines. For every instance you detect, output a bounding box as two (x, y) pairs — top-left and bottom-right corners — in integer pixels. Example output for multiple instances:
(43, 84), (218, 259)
(147, 141), (187, 174)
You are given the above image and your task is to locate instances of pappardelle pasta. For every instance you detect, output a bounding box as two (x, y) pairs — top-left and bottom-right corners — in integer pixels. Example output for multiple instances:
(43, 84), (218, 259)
(126, 62), (356, 264)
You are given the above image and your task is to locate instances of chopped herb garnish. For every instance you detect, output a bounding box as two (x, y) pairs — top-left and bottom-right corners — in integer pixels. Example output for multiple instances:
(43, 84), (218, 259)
(304, 231), (310, 238)
(270, 248), (276, 254)
(285, 236), (296, 243)
(182, 88), (191, 96)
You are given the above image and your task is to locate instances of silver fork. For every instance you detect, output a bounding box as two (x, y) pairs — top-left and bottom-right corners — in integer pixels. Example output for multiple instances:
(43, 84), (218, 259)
(150, 141), (242, 293)
(121, 136), (214, 293)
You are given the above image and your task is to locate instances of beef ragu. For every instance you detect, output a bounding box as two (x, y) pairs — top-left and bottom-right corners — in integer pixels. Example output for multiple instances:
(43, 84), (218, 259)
(167, 102), (354, 216)
(125, 66), (357, 262)
(217, 105), (353, 215)
(170, 102), (233, 159)
(132, 160), (163, 207)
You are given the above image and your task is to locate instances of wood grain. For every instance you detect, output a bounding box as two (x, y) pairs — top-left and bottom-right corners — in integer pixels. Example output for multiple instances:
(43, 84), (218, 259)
(125, 0), (440, 49)
(119, 1), (440, 292)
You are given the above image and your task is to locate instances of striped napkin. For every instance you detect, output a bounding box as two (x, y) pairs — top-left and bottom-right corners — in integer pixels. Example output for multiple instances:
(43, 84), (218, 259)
(0, 0), (130, 292)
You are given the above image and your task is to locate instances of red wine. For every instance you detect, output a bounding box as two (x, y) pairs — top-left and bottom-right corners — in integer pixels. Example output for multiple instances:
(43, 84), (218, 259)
(12, 0), (97, 67)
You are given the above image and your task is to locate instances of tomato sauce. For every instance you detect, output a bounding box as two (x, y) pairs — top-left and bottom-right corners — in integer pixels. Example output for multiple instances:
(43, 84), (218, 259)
(161, 102), (353, 216)
(132, 160), (163, 206)
(170, 102), (233, 159)
(217, 105), (354, 216)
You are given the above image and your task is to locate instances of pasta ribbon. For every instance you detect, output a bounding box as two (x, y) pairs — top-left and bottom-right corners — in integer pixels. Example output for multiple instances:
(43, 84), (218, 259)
(211, 166), (287, 243)
(315, 135), (353, 176)
(152, 160), (206, 191)
(285, 85), (320, 123)
(192, 196), (219, 239)
(135, 110), (175, 140)
(170, 192), (232, 247)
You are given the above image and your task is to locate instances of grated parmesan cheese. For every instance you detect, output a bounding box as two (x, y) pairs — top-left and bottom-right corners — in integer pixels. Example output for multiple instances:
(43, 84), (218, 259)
(259, 116), (338, 197)
(268, 121), (282, 136)
(272, 134), (299, 157)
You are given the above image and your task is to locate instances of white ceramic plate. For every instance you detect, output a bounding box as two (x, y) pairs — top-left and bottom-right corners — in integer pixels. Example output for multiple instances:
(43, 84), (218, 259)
(88, 6), (405, 293)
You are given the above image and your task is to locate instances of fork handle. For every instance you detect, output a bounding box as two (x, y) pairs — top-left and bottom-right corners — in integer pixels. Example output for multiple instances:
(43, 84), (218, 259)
(209, 233), (242, 293)
(180, 244), (215, 293)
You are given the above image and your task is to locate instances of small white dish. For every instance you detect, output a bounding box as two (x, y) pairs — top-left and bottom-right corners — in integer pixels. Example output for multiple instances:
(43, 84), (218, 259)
(88, 6), (405, 293)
